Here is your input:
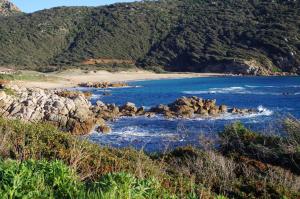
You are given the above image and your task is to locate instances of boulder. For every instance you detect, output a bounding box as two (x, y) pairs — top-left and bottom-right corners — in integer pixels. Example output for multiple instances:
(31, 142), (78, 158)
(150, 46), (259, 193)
(136, 107), (145, 115)
(150, 104), (169, 114)
(219, 105), (228, 113)
(145, 112), (156, 118)
(121, 102), (137, 113)
(96, 124), (112, 134)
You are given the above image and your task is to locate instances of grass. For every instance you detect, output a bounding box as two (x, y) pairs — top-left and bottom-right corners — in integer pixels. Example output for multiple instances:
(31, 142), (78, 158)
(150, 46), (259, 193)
(0, 117), (299, 198)
(2, 87), (15, 96)
(0, 71), (61, 82)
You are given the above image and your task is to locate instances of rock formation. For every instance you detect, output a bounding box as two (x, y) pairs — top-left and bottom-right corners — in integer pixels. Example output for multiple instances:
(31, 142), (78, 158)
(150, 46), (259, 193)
(0, 0), (21, 16)
(149, 96), (253, 119)
(0, 85), (95, 135)
(78, 82), (128, 88)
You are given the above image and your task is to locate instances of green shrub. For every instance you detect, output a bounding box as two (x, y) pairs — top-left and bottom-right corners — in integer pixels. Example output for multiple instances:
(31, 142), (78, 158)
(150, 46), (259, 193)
(85, 172), (175, 199)
(0, 159), (82, 199)
(220, 122), (300, 174)
(0, 117), (164, 182)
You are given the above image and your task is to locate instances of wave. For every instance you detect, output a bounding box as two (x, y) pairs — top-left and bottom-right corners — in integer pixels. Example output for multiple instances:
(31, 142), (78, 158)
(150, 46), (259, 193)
(193, 106), (273, 121)
(91, 94), (103, 99)
(245, 85), (300, 88)
(182, 89), (282, 95)
(93, 126), (176, 138)
(182, 84), (300, 95)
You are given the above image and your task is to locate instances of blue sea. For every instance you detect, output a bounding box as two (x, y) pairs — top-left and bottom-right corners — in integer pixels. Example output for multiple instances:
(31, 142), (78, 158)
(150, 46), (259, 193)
(78, 76), (300, 152)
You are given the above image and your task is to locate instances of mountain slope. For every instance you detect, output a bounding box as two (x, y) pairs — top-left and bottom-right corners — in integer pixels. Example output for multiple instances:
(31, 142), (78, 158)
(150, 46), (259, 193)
(0, 0), (20, 16)
(0, 0), (299, 75)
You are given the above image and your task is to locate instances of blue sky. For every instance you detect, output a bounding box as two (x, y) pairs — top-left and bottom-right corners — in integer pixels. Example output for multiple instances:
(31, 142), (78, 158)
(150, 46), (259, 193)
(11, 0), (139, 13)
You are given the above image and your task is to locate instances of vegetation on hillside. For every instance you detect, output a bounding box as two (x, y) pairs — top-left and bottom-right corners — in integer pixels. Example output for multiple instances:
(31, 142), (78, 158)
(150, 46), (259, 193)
(0, 0), (299, 74)
(0, 117), (299, 198)
(0, 0), (21, 16)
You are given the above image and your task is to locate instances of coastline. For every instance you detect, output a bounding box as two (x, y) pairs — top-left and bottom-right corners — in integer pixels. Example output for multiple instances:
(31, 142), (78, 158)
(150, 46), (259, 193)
(14, 69), (226, 89)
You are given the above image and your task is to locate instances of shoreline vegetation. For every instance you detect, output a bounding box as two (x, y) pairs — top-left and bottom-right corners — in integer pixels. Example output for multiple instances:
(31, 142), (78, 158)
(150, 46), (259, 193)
(0, 72), (299, 198)
(0, 117), (299, 198)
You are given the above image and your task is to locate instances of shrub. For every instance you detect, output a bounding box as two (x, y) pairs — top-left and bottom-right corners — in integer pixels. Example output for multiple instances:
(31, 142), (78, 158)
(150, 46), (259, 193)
(220, 122), (300, 174)
(0, 159), (82, 198)
(0, 117), (164, 181)
(85, 172), (175, 199)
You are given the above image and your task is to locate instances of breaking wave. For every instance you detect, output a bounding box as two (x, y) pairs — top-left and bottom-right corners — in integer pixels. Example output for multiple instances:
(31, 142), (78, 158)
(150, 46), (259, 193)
(182, 85), (300, 95)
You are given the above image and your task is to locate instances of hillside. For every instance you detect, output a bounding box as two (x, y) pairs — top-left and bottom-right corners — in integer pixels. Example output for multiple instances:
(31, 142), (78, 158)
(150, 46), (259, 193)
(0, 0), (20, 16)
(0, 0), (299, 75)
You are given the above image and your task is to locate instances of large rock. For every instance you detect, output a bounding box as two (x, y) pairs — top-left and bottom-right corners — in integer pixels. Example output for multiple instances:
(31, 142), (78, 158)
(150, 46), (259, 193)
(96, 124), (112, 134)
(120, 102), (137, 116)
(0, 85), (96, 135)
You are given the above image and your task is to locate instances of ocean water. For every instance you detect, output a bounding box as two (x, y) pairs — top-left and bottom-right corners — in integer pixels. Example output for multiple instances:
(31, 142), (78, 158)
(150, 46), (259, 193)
(78, 76), (300, 152)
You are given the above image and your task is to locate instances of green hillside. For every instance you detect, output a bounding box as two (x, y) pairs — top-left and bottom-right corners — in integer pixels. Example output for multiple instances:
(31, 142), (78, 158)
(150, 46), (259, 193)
(0, 0), (299, 75)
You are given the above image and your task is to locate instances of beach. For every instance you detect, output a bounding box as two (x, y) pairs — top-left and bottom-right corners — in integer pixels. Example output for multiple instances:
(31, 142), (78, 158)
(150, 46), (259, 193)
(15, 69), (225, 89)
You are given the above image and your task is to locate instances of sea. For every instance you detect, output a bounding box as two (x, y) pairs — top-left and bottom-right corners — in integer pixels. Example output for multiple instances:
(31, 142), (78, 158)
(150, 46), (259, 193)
(76, 76), (300, 152)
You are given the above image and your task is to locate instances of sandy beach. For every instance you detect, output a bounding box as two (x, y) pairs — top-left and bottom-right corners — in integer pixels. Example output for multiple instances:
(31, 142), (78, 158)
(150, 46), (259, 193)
(15, 69), (225, 89)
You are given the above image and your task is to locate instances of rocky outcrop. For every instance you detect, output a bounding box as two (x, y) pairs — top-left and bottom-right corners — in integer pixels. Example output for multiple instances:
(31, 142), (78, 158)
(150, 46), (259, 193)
(0, 0), (21, 16)
(149, 97), (254, 119)
(0, 85), (95, 135)
(92, 96), (256, 121)
(78, 82), (128, 88)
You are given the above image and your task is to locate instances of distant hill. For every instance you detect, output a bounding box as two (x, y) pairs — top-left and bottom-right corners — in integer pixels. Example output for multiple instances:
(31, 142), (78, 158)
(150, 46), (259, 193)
(0, 0), (20, 16)
(0, 0), (299, 75)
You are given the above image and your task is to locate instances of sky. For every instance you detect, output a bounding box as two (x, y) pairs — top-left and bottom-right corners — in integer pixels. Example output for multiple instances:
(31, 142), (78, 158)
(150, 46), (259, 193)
(11, 0), (139, 13)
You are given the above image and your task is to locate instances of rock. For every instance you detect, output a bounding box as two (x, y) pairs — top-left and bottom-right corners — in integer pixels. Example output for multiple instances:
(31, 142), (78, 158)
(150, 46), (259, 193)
(121, 102), (137, 114)
(230, 108), (239, 114)
(197, 108), (209, 116)
(136, 107), (145, 115)
(79, 82), (128, 88)
(69, 119), (95, 135)
(208, 108), (219, 116)
(96, 100), (106, 107)
(150, 104), (169, 114)
(145, 112), (156, 118)
(96, 124), (112, 134)
(219, 105), (228, 113)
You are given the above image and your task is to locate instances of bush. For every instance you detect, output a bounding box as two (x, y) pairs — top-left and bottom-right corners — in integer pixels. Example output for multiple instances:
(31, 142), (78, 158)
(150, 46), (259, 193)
(86, 172), (175, 199)
(0, 159), (82, 198)
(220, 122), (300, 174)
(0, 117), (164, 181)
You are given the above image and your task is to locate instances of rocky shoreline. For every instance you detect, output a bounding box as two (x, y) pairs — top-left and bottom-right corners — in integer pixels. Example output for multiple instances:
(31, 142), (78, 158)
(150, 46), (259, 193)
(78, 81), (129, 88)
(0, 83), (259, 135)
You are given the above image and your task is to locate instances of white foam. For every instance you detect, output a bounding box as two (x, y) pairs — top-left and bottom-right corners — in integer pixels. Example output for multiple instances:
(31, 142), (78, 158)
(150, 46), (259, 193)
(245, 85), (300, 88)
(94, 126), (175, 138)
(91, 94), (103, 99)
(183, 89), (281, 95)
(190, 105), (273, 121)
